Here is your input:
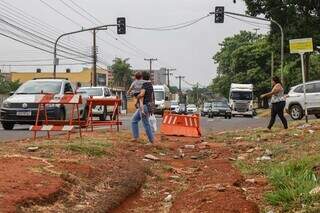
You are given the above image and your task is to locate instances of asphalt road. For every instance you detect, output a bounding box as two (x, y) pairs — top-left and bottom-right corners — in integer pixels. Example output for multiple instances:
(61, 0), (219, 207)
(0, 115), (270, 142)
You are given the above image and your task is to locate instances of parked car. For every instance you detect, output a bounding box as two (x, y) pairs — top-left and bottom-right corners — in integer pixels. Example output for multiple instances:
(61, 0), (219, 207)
(201, 102), (212, 117)
(77, 86), (115, 121)
(170, 101), (180, 113)
(208, 101), (232, 119)
(0, 79), (88, 130)
(186, 104), (198, 114)
(285, 80), (320, 120)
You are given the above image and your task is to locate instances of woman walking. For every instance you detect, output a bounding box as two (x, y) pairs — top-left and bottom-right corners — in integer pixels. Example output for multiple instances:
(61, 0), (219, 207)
(131, 71), (155, 144)
(261, 76), (288, 130)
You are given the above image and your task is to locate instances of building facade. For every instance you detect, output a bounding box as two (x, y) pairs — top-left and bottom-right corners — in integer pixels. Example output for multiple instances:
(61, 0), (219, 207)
(10, 67), (109, 87)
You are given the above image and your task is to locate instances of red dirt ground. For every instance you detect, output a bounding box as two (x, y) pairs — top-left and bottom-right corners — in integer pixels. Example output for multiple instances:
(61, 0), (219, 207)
(0, 157), (63, 213)
(114, 137), (260, 213)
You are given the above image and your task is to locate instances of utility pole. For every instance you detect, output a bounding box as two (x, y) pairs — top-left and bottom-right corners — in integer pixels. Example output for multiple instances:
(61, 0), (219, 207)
(271, 52), (274, 87)
(93, 29), (97, 86)
(196, 83), (199, 106)
(164, 68), (176, 87)
(144, 58), (157, 73)
(176, 75), (185, 91)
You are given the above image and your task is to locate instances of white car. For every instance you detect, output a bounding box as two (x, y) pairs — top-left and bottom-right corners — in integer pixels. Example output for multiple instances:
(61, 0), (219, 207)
(170, 101), (180, 113)
(186, 104), (198, 114)
(0, 79), (88, 130)
(77, 86), (115, 121)
(285, 80), (320, 120)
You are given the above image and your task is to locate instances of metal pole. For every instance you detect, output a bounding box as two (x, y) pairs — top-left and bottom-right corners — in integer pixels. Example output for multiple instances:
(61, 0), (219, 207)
(300, 53), (308, 123)
(271, 52), (274, 87)
(93, 29), (97, 86)
(53, 24), (116, 78)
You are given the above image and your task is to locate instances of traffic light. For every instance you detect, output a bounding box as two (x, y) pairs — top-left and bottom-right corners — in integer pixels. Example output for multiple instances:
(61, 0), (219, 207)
(215, 6), (224, 23)
(117, 17), (126, 34)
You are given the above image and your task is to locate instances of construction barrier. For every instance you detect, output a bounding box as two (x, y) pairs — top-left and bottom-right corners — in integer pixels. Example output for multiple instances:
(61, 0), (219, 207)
(86, 98), (122, 132)
(160, 111), (201, 138)
(30, 93), (83, 140)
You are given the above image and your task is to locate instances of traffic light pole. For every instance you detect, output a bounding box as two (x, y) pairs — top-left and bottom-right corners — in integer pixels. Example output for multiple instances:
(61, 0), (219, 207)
(210, 10), (284, 85)
(53, 24), (118, 79)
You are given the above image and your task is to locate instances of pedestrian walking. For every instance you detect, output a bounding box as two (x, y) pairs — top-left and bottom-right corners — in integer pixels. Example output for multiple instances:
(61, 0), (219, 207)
(260, 76), (288, 130)
(131, 71), (155, 144)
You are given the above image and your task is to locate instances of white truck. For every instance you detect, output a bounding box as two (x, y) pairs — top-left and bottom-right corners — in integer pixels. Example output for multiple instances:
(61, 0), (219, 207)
(153, 85), (171, 115)
(229, 83), (254, 117)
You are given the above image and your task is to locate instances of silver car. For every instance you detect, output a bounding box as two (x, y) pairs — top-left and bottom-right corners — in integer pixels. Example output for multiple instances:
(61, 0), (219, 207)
(0, 79), (88, 130)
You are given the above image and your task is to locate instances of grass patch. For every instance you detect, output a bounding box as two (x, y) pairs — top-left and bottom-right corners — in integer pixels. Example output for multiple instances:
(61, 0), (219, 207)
(65, 141), (112, 157)
(265, 156), (320, 211)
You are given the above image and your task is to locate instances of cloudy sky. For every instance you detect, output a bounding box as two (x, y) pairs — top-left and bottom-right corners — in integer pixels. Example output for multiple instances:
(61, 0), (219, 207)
(0, 0), (269, 87)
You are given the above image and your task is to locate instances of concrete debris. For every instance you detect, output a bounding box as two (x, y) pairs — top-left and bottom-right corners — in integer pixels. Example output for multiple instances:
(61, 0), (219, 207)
(264, 149), (273, 157)
(184, 145), (195, 149)
(27, 146), (39, 152)
(144, 154), (160, 161)
(245, 179), (256, 184)
(164, 194), (173, 202)
(309, 186), (320, 195)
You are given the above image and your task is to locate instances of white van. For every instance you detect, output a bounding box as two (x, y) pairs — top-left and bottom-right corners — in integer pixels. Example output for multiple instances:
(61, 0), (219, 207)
(153, 85), (170, 115)
(229, 83), (254, 117)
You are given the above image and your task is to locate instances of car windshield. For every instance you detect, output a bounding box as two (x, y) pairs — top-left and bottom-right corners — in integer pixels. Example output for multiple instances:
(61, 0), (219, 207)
(204, 103), (211, 108)
(213, 102), (229, 108)
(231, 91), (252, 100)
(171, 101), (178, 106)
(16, 81), (62, 94)
(154, 91), (164, 101)
(78, 88), (103, 96)
(188, 105), (196, 108)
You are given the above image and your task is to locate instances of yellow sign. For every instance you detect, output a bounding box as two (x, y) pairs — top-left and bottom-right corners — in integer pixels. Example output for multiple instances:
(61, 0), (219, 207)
(289, 38), (313, 54)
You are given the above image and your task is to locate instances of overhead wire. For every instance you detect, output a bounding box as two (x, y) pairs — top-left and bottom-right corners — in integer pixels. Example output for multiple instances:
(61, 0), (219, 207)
(0, 1), (92, 59)
(225, 14), (271, 30)
(127, 14), (212, 31)
(0, 0), (90, 48)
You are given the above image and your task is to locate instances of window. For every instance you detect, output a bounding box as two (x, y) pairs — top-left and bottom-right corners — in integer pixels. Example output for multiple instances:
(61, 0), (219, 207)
(315, 82), (320, 93)
(230, 91), (252, 100)
(16, 81), (62, 94)
(64, 83), (73, 93)
(306, 83), (317, 93)
(294, 86), (303, 93)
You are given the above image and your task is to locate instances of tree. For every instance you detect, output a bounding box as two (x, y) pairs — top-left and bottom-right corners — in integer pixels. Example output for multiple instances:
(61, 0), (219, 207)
(210, 31), (272, 99)
(0, 74), (20, 94)
(111, 58), (133, 90)
(244, 0), (320, 81)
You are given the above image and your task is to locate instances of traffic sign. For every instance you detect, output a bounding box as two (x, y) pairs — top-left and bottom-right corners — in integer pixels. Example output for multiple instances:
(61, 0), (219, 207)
(289, 38), (313, 54)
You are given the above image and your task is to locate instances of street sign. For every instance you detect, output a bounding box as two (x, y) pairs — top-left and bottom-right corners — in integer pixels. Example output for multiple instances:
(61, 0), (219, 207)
(289, 38), (313, 54)
(289, 38), (314, 123)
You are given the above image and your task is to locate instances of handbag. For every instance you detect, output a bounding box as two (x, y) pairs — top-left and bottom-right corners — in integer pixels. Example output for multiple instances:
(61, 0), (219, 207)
(149, 114), (157, 132)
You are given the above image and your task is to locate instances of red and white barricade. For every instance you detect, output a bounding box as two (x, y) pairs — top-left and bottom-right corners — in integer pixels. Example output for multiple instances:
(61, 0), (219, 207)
(86, 98), (122, 132)
(30, 93), (83, 140)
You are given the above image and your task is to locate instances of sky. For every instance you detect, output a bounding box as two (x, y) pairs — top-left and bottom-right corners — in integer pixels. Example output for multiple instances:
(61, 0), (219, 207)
(0, 0), (270, 88)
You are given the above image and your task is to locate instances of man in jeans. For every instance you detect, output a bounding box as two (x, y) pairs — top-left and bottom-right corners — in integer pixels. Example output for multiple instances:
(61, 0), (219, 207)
(131, 71), (155, 144)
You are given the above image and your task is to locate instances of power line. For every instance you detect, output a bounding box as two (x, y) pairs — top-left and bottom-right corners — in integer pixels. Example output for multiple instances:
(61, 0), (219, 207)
(0, 30), (92, 64)
(225, 14), (271, 30)
(39, 0), (83, 27)
(0, 17), (92, 58)
(0, 0), (90, 48)
(0, 62), (89, 67)
(127, 14), (212, 31)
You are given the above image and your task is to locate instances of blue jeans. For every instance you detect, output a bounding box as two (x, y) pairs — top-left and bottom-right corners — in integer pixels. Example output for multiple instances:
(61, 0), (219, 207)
(131, 105), (154, 143)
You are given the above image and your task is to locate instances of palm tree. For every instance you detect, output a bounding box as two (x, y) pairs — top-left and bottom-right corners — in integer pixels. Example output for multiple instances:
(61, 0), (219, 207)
(111, 58), (133, 90)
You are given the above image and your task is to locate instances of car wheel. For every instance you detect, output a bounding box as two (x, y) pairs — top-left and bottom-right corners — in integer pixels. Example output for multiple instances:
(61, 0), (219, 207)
(228, 115), (232, 119)
(81, 106), (88, 121)
(290, 104), (303, 120)
(315, 114), (320, 119)
(2, 122), (14, 130)
(99, 108), (107, 121)
(59, 108), (66, 120)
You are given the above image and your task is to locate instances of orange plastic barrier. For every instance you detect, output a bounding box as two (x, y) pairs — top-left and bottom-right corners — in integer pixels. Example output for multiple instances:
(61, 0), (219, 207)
(160, 112), (201, 138)
(86, 98), (122, 132)
(30, 93), (83, 140)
